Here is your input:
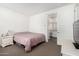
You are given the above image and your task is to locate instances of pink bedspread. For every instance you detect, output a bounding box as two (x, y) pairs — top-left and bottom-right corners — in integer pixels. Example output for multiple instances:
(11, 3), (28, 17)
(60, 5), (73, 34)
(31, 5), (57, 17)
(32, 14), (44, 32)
(14, 32), (45, 52)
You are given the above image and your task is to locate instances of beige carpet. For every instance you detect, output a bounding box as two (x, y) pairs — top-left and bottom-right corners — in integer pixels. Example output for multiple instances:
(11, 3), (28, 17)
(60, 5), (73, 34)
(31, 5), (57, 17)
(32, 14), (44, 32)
(0, 39), (61, 56)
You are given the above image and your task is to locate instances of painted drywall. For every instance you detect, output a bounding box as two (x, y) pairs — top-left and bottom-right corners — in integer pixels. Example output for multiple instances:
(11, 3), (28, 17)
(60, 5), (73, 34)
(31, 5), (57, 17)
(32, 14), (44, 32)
(0, 3), (69, 16)
(0, 6), (29, 35)
(29, 14), (48, 42)
(29, 4), (75, 43)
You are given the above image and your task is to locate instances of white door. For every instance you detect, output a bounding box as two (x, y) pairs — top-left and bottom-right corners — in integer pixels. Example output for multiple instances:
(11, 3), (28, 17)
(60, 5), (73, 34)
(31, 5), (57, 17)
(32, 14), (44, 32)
(57, 5), (74, 45)
(57, 11), (65, 45)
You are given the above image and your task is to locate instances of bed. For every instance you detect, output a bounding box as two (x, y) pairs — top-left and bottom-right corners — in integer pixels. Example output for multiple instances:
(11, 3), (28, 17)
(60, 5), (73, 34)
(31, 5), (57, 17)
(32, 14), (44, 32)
(14, 32), (45, 52)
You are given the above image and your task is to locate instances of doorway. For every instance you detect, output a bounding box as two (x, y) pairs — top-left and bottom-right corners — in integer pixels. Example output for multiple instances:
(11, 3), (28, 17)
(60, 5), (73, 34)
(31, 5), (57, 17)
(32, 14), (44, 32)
(47, 13), (57, 39)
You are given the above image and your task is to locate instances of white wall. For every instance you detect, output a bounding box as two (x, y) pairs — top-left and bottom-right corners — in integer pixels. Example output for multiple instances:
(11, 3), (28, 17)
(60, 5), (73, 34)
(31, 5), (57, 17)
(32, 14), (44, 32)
(0, 6), (29, 34)
(29, 4), (75, 43)
(29, 14), (48, 42)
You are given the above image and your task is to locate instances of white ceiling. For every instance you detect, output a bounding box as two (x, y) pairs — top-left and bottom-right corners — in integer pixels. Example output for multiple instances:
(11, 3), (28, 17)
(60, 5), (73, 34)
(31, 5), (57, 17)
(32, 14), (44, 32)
(0, 3), (70, 16)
